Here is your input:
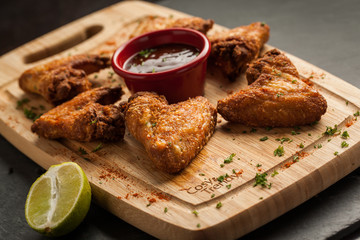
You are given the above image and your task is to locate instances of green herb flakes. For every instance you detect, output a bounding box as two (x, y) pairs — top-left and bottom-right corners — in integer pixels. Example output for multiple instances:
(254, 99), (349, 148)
(216, 202), (223, 209)
(79, 147), (88, 155)
(341, 131), (349, 139)
(254, 173), (272, 189)
(224, 153), (236, 164)
(260, 136), (268, 141)
(271, 170), (279, 177)
(16, 98), (30, 109)
(274, 145), (284, 157)
(324, 125), (340, 136)
(341, 141), (349, 148)
(276, 137), (291, 144)
(92, 143), (103, 152)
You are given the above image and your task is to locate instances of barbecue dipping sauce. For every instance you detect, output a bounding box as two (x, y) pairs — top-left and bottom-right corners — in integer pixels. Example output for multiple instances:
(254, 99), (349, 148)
(124, 44), (200, 73)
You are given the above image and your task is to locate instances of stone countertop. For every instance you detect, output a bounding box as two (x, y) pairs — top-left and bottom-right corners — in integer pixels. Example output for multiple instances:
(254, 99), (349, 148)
(1, 0), (359, 239)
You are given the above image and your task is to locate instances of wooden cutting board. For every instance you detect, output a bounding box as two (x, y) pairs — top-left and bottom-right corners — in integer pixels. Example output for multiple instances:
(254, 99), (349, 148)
(1, 1), (359, 239)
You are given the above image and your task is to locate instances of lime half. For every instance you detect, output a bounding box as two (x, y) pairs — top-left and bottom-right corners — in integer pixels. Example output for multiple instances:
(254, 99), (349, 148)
(25, 162), (91, 237)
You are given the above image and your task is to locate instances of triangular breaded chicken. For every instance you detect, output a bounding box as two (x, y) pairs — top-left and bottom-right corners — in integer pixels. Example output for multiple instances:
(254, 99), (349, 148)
(209, 22), (270, 81)
(19, 54), (110, 105)
(125, 92), (217, 173)
(217, 49), (327, 127)
(129, 15), (214, 39)
(31, 87), (125, 141)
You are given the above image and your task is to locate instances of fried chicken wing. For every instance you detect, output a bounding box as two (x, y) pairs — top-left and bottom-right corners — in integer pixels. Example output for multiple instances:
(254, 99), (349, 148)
(217, 49), (327, 127)
(209, 22), (270, 81)
(31, 87), (125, 141)
(125, 92), (217, 173)
(19, 54), (111, 105)
(129, 15), (214, 39)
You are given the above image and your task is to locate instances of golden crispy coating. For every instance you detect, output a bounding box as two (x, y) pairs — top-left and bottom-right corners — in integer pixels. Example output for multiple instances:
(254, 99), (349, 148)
(217, 49), (327, 127)
(125, 92), (217, 173)
(31, 87), (125, 141)
(129, 15), (214, 39)
(246, 48), (300, 85)
(19, 54), (110, 105)
(209, 22), (270, 81)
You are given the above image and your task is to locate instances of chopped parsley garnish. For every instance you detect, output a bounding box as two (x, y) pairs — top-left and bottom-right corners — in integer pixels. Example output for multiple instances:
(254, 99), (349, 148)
(199, 173), (205, 176)
(192, 210), (199, 216)
(16, 98), (30, 109)
(254, 173), (272, 189)
(293, 155), (299, 162)
(138, 48), (156, 58)
(151, 122), (157, 127)
(341, 141), (349, 148)
(292, 80), (297, 84)
(224, 153), (236, 164)
(217, 173), (229, 182)
(92, 143), (103, 152)
(265, 126), (273, 131)
(334, 151), (339, 156)
(216, 202), (223, 209)
(108, 71), (114, 78)
(226, 184), (231, 189)
(354, 111), (360, 117)
(79, 147), (88, 155)
(299, 142), (304, 148)
(220, 164), (225, 168)
(274, 145), (284, 157)
(256, 163), (262, 168)
(291, 130), (300, 135)
(341, 131), (349, 139)
(24, 108), (41, 121)
(308, 133), (312, 136)
(164, 207), (168, 213)
(271, 170), (279, 177)
(314, 144), (322, 149)
(196, 223), (201, 228)
(260, 136), (268, 141)
(324, 125), (340, 136)
(90, 119), (97, 125)
(250, 128), (257, 133)
(276, 137), (291, 144)
(346, 101), (349, 106)
(211, 194), (215, 198)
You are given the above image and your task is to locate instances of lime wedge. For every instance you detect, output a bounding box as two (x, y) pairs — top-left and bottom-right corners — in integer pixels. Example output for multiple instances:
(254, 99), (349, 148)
(25, 162), (91, 237)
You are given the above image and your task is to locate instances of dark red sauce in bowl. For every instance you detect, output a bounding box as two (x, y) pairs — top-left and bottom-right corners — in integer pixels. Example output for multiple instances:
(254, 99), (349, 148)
(111, 28), (211, 103)
(125, 44), (200, 74)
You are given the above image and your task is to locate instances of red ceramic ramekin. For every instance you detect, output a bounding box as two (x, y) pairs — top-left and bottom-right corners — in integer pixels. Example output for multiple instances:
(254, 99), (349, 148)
(111, 28), (211, 103)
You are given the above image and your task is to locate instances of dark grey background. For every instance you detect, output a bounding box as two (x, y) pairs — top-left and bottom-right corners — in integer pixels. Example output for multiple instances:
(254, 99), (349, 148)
(1, 0), (359, 239)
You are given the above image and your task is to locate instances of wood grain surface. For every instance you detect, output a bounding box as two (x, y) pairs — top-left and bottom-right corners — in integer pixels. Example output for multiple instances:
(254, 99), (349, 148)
(0, 1), (359, 239)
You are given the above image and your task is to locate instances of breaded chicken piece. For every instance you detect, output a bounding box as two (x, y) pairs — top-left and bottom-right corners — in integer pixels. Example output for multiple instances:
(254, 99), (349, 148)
(19, 54), (111, 105)
(217, 49), (327, 127)
(209, 22), (270, 81)
(125, 92), (217, 173)
(129, 15), (214, 39)
(31, 87), (125, 141)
